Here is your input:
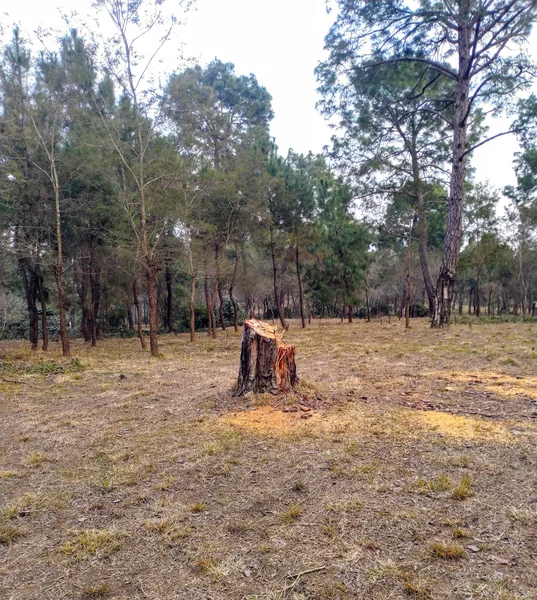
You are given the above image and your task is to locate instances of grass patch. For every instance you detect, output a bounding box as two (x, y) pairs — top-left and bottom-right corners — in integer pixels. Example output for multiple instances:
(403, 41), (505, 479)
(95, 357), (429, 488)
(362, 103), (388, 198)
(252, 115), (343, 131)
(61, 529), (121, 560)
(156, 475), (177, 491)
(414, 474), (452, 494)
(1, 357), (85, 377)
(452, 475), (473, 499)
(431, 542), (466, 559)
(280, 504), (302, 524)
(81, 585), (110, 598)
(24, 451), (50, 468)
(0, 525), (24, 545)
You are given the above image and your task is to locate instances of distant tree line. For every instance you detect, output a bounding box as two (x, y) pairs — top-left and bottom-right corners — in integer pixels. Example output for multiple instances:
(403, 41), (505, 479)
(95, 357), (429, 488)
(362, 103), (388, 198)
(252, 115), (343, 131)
(1, 0), (536, 356)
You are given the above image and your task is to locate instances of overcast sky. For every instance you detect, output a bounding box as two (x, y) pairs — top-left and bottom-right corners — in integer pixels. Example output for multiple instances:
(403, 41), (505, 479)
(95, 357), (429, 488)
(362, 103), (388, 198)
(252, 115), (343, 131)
(3, 0), (536, 194)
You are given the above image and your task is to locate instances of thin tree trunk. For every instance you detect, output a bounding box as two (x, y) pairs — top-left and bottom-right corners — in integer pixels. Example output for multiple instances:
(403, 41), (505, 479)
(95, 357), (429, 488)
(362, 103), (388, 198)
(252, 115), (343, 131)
(475, 262), (482, 317)
(126, 303), (134, 330)
(278, 244), (294, 327)
(405, 278), (410, 330)
(132, 277), (146, 350)
(79, 249), (91, 342)
(165, 266), (173, 333)
(36, 270), (48, 352)
(53, 176), (69, 357)
(365, 283), (371, 323)
(90, 248), (100, 347)
(229, 250), (240, 332)
(269, 226), (287, 329)
(413, 163), (436, 315)
(189, 248), (196, 343)
(215, 245), (226, 331)
(204, 270), (212, 338)
(295, 244), (306, 328)
(20, 262), (39, 350)
(146, 257), (159, 355)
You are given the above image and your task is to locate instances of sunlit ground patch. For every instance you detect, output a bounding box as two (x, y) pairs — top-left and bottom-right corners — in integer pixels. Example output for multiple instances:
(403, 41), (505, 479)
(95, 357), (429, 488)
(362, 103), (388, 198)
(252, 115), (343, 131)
(430, 370), (537, 398)
(409, 409), (524, 442)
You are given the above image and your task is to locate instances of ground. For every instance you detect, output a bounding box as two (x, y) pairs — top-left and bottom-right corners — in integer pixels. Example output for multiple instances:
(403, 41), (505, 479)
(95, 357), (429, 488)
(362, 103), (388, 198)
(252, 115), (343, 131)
(1, 318), (536, 600)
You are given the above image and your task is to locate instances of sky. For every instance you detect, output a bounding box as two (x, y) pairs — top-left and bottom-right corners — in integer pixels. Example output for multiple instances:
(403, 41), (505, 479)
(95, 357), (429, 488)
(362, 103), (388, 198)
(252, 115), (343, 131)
(2, 0), (535, 194)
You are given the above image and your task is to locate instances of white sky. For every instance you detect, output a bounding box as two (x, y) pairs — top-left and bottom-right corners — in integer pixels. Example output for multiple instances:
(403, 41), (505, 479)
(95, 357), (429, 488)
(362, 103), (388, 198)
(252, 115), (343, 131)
(3, 0), (536, 194)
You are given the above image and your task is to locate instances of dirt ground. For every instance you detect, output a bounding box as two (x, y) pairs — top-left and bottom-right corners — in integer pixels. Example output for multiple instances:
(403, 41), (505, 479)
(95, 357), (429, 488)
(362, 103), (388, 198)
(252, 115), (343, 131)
(1, 318), (536, 600)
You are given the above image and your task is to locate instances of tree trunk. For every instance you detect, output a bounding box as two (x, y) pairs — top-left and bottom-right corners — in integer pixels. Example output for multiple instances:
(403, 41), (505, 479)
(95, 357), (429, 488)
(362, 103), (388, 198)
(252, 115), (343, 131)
(405, 278), (410, 330)
(296, 244), (306, 328)
(235, 319), (298, 396)
(278, 244), (294, 326)
(90, 253), (100, 347)
(432, 16), (471, 328)
(165, 266), (173, 333)
(229, 250), (240, 332)
(365, 281), (371, 323)
(269, 226), (288, 329)
(413, 166), (436, 316)
(348, 303), (353, 323)
(215, 245), (226, 331)
(204, 270), (213, 338)
(475, 263), (481, 317)
(126, 302), (134, 330)
(20, 262), (39, 350)
(36, 270), (49, 352)
(79, 253), (91, 343)
(188, 242), (196, 342)
(132, 277), (146, 350)
(146, 257), (159, 356)
(54, 182), (69, 357)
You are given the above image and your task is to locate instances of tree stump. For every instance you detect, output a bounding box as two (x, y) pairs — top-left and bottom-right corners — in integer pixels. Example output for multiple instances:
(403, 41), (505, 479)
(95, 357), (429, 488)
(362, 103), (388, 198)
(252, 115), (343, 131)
(235, 319), (298, 396)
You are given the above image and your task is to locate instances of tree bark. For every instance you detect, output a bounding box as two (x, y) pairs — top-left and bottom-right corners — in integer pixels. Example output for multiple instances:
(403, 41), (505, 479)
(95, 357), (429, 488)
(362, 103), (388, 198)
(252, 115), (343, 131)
(235, 319), (298, 396)
(278, 244), (294, 326)
(215, 245), (226, 332)
(20, 261), (39, 350)
(269, 226), (288, 329)
(146, 256), (159, 355)
(364, 280), (371, 323)
(475, 262), (482, 317)
(132, 277), (146, 350)
(416, 190), (436, 315)
(165, 265), (173, 333)
(53, 181), (69, 357)
(432, 9), (471, 328)
(229, 250), (240, 332)
(79, 249), (91, 342)
(295, 244), (306, 328)
(36, 270), (49, 352)
(126, 302), (134, 330)
(90, 248), (100, 347)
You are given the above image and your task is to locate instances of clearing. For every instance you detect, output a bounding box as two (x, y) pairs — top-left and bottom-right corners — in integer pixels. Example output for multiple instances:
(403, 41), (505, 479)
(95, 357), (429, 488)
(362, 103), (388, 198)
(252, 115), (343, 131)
(1, 319), (536, 600)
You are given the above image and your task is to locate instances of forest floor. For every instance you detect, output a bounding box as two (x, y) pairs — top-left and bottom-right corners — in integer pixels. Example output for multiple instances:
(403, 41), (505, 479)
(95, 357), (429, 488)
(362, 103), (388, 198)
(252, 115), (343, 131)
(1, 318), (536, 600)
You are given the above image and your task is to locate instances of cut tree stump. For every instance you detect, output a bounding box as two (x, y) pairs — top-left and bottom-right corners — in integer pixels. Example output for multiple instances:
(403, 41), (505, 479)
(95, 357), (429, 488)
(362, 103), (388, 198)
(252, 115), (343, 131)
(235, 319), (298, 396)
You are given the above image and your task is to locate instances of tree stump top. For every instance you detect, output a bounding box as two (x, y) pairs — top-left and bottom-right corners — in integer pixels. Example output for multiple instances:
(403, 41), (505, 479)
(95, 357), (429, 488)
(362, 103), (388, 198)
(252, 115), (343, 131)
(243, 319), (280, 340)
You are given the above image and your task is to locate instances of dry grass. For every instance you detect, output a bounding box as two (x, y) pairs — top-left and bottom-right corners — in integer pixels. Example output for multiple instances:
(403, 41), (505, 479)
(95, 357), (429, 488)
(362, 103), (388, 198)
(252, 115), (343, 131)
(0, 318), (536, 599)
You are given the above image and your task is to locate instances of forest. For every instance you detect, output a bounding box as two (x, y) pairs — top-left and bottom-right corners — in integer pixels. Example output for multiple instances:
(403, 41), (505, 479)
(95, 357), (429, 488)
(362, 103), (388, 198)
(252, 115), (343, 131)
(0, 0), (536, 357)
(1, 2), (537, 600)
